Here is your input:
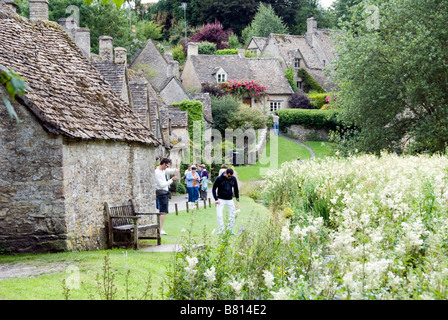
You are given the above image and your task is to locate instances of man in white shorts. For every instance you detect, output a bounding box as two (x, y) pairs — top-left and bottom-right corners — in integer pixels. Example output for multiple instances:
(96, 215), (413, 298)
(212, 168), (239, 235)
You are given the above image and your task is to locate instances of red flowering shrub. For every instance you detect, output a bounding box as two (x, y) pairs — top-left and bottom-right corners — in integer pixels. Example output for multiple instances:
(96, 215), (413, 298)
(221, 79), (268, 103)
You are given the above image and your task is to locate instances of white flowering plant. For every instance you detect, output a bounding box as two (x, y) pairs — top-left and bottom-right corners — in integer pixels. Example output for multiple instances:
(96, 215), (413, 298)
(164, 153), (448, 300)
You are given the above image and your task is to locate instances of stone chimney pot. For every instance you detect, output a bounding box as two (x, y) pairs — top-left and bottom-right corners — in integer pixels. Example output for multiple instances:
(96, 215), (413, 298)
(114, 47), (127, 64)
(99, 36), (114, 62)
(187, 42), (198, 56)
(29, 0), (49, 21)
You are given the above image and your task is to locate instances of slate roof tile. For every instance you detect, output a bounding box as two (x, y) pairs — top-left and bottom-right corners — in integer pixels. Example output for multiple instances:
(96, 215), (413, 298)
(0, 2), (159, 146)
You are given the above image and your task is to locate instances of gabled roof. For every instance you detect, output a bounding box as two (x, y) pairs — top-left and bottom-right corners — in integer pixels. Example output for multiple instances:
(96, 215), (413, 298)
(129, 39), (170, 91)
(0, 3), (159, 146)
(267, 34), (322, 69)
(248, 36), (267, 51)
(187, 54), (293, 95)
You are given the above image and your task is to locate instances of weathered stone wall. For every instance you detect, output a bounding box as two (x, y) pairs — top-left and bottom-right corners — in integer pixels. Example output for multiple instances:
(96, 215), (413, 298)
(62, 139), (157, 251)
(0, 100), (66, 253)
(286, 124), (329, 141)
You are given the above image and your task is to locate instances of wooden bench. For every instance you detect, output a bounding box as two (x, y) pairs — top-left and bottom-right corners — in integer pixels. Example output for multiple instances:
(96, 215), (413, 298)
(104, 199), (161, 249)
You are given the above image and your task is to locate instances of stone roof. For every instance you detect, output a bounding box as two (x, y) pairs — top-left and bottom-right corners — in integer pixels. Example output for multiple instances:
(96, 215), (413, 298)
(91, 60), (126, 98)
(249, 36), (267, 51)
(0, 3), (159, 146)
(129, 39), (169, 91)
(188, 55), (293, 95)
(167, 105), (188, 128)
(268, 34), (322, 69)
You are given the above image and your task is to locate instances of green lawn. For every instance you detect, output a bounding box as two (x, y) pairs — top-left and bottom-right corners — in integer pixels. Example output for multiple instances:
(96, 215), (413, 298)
(0, 196), (270, 300)
(236, 134), (333, 182)
(302, 141), (335, 159)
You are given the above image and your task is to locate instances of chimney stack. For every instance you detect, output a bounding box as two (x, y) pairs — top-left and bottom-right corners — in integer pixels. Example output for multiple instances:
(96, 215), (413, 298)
(99, 36), (114, 62)
(76, 28), (91, 59)
(187, 42), (198, 56)
(29, 0), (49, 21)
(307, 17), (317, 34)
(238, 48), (246, 59)
(5, 0), (19, 13)
(114, 47), (127, 64)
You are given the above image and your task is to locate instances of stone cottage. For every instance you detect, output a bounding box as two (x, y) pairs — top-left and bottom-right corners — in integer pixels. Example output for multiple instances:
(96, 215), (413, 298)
(249, 17), (337, 92)
(0, 1), (162, 253)
(181, 43), (294, 114)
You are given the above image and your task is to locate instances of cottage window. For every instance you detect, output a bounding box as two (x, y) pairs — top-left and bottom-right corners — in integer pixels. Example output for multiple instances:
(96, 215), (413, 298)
(294, 58), (301, 69)
(270, 101), (281, 112)
(217, 73), (227, 83)
(297, 81), (303, 90)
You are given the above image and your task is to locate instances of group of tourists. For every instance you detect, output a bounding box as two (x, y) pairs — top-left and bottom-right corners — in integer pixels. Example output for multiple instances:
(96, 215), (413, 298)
(154, 158), (240, 236)
(183, 163), (209, 204)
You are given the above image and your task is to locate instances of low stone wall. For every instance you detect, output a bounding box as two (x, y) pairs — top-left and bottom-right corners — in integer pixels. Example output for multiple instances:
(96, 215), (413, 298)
(286, 124), (329, 141)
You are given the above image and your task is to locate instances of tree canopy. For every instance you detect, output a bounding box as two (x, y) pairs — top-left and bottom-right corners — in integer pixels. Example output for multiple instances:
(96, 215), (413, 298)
(332, 0), (448, 154)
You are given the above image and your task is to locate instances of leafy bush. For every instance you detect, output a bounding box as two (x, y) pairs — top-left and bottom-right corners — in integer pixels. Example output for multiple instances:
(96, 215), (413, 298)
(188, 20), (231, 50)
(308, 92), (328, 109)
(288, 91), (312, 109)
(198, 41), (217, 55)
(276, 109), (341, 132)
(226, 33), (242, 49)
(172, 44), (187, 64)
(211, 95), (240, 135)
(297, 68), (325, 93)
(284, 67), (298, 92)
(228, 105), (267, 130)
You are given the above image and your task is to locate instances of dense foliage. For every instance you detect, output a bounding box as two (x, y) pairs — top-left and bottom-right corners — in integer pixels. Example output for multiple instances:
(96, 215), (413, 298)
(297, 69), (325, 93)
(276, 109), (341, 132)
(332, 0), (448, 154)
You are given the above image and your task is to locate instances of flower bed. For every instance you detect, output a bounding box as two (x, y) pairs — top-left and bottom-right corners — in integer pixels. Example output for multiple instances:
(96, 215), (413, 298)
(164, 152), (448, 300)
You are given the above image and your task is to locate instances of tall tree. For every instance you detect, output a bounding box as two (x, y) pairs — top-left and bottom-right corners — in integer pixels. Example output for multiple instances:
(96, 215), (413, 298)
(197, 0), (259, 37)
(241, 2), (288, 45)
(333, 0), (448, 154)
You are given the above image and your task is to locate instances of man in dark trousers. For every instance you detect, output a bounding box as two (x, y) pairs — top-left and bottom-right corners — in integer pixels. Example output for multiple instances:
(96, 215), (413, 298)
(212, 168), (239, 235)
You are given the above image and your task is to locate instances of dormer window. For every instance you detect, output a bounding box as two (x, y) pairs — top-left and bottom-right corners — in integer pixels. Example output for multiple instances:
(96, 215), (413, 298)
(294, 58), (301, 69)
(217, 72), (227, 83)
(215, 67), (227, 83)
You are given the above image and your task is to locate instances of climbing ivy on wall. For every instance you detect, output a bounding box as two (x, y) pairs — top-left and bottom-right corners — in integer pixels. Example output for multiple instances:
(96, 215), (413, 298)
(172, 99), (204, 141)
(297, 68), (325, 93)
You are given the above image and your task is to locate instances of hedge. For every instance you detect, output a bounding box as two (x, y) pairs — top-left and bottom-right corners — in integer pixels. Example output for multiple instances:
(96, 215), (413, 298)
(276, 109), (341, 132)
(215, 49), (238, 55)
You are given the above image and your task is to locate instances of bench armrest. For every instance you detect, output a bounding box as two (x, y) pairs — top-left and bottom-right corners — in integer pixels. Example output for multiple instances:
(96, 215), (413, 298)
(136, 212), (164, 216)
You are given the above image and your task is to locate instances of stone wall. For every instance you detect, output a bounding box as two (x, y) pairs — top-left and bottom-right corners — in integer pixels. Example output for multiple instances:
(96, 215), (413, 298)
(62, 139), (157, 251)
(286, 124), (329, 141)
(0, 100), (66, 253)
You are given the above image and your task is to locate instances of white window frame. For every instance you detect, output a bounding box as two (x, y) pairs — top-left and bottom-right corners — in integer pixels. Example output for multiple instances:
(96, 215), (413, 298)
(294, 58), (301, 69)
(217, 72), (227, 83)
(270, 101), (281, 113)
